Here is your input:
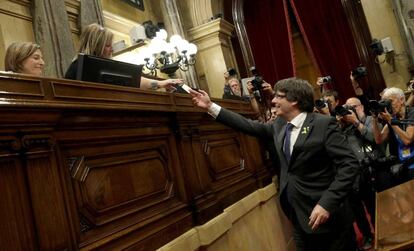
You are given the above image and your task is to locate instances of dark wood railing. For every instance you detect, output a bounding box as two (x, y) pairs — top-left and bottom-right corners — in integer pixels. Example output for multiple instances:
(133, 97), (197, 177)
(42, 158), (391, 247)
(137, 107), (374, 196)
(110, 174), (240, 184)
(0, 73), (273, 250)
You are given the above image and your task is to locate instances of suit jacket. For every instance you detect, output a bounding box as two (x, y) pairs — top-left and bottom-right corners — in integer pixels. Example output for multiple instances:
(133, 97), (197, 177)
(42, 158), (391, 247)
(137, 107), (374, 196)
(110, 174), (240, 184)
(217, 108), (358, 233)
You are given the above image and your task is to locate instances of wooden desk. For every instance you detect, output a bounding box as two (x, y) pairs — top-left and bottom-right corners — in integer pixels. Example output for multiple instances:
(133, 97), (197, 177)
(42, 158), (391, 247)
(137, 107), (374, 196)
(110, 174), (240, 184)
(0, 73), (273, 250)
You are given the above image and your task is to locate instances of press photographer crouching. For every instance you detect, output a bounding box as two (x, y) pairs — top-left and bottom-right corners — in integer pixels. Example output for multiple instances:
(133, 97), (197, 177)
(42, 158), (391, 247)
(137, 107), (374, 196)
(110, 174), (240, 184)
(372, 87), (414, 186)
(336, 97), (385, 250)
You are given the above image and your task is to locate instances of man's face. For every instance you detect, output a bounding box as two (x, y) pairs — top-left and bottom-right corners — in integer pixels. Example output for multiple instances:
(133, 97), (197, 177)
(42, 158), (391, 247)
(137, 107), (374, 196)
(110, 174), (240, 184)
(271, 91), (296, 119)
(229, 80), (241, 96)
(345, 99), (364, 119)
(385, 94), (404, 115)
(324, 95), (338, 110)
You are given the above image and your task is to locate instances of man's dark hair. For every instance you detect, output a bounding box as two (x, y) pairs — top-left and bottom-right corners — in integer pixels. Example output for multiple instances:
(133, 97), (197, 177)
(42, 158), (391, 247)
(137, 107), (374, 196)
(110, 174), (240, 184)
(275, 78), (315, 112)
(322, 90), (339, 101)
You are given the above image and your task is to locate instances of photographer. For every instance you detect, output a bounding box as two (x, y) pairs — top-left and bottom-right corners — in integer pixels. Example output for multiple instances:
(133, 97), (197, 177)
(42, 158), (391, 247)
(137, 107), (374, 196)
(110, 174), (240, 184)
(222, 68), (250, 101)
(247, 80), (275, 121)
(350, 72), (369, 111)
(315, 90), (339, 116)
(336, 97), (384, 250)
(372, 87), (414, 183)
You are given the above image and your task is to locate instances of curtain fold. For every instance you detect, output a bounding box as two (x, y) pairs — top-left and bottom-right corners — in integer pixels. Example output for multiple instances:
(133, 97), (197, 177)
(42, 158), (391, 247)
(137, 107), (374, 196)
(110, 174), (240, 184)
(290, 0), (364, 101)
(243, 0), (295, 85)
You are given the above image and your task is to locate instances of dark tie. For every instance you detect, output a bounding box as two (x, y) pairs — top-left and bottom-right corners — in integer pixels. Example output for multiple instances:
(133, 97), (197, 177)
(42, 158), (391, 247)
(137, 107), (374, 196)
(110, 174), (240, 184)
(283, 123), (294, 162)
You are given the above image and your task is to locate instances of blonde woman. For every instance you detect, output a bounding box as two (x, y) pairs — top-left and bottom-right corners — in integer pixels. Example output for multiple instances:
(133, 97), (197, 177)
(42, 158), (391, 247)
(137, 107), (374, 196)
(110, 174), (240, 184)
(65, 23), (181, 90)
(4, 42), (45, 76)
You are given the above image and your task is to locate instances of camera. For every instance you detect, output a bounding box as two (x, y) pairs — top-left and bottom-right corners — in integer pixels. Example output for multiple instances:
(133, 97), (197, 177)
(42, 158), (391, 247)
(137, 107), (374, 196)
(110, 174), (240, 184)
(315, 99), (329, 110)
(250, 66), (264, 91)
(334, 105), (353, 117)
(318, 76), (332, 85)
(227, 68), (237, 77)
(351, 66), (368, 79)
(366, 99), (392, 115)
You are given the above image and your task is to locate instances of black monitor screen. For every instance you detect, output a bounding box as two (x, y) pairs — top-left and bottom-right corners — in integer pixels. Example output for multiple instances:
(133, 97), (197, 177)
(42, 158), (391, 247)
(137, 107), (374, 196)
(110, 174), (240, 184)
(76, 54), (143, 88)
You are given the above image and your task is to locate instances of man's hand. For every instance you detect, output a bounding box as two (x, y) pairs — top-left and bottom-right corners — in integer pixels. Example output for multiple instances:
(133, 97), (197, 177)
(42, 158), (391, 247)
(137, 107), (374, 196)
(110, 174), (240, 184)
(349, 71), (356, 82)
(224, 71), (230, 80)
(247, 81), (254, 95)
(261, 82), (275, 96)
(342, 111), (358, 124)
(309, 204), (330, 231)
(319, 106), (330, 116)
(190, 89), (212, 110)
(379, 109), (392, 124)
(316, 77), (324, 86)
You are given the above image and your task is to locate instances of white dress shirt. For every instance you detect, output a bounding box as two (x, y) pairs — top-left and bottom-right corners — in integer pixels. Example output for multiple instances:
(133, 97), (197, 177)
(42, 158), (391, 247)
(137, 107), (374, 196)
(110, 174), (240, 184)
(286, 112), (307, 155)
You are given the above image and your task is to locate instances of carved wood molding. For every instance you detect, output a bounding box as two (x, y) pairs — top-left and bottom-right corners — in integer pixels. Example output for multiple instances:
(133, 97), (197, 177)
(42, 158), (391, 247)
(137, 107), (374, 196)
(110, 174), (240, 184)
(0, 135), (54, 153)
(79, 213), (93, 233)
(21, 135), (55, 150)
(67, 156), (85, 180)
(0, 137), (21, 153)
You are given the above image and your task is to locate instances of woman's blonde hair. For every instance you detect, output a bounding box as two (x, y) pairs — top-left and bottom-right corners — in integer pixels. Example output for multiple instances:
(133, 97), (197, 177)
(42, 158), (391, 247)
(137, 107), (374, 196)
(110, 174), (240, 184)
(77, 23), (113, 58)
(4, 42), (41, 72)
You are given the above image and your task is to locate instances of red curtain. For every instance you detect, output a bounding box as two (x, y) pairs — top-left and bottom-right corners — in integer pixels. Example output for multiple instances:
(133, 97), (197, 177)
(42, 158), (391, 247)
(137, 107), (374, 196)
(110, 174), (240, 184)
(290, 0), (364, 101)
(244, 0), (295, 85)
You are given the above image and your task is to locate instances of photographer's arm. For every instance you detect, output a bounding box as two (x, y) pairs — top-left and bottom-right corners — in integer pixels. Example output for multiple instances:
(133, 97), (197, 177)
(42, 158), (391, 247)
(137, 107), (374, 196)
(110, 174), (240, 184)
(391, 125), (414, 145)
(406, 80), (414, 107)
(380, 110), (414, 145)
(406, 92), (414, 107)
(372, 116), (389, 144)
(350, 72), (363, 96)
(361, 116), (382, 143)
(247, 81), (261, 119)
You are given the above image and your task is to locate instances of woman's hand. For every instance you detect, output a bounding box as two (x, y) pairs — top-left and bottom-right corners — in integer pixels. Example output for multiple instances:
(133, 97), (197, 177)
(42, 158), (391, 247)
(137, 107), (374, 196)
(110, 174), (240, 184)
(158, 79), (183, 91)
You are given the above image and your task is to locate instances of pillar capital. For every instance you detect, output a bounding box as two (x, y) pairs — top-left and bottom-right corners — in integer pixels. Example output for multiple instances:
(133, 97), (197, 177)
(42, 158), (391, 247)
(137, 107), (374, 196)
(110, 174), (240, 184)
(187, 19), (237, 98)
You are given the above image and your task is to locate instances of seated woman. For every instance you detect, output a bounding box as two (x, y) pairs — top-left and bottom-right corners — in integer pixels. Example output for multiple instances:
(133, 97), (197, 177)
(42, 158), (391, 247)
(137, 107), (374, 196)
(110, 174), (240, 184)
(4, 42), (44, 76)
(65, 23), (181, 90)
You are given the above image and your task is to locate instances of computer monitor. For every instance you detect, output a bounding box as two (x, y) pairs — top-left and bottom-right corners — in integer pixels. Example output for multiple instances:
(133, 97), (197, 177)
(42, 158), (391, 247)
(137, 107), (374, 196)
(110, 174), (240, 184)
(76, 54), (143, 88)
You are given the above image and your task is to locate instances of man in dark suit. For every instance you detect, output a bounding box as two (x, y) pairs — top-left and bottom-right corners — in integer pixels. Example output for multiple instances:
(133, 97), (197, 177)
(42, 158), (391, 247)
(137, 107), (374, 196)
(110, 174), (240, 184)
(190, 78), (358, 251)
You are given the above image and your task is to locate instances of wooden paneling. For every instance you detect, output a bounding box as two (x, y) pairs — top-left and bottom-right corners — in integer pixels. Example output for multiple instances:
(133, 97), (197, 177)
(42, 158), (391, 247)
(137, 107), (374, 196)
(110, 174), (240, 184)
(0, 73), (272, 250)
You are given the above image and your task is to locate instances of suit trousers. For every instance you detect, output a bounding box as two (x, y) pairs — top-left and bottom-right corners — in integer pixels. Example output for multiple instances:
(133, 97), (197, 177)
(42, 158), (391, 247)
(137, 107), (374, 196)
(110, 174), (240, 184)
(291, 210), (357, 251)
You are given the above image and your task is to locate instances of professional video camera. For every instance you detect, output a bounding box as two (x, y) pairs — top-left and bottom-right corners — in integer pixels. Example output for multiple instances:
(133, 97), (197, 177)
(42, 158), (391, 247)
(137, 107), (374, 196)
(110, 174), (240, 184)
(351, 66), (368, 79)
(250, 66), (264, 91)
(366, 99), (392, 115)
